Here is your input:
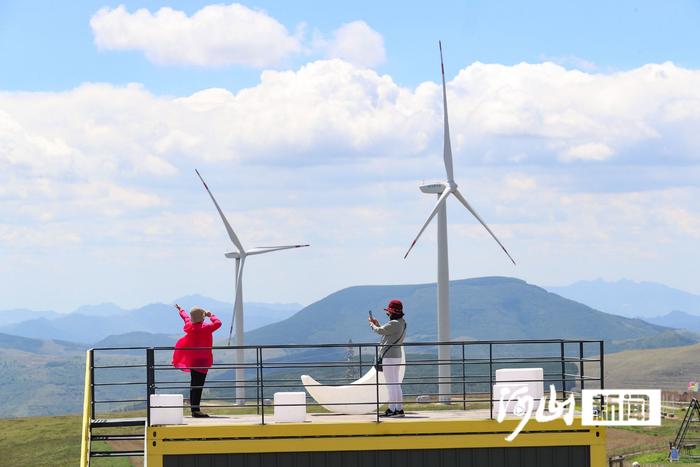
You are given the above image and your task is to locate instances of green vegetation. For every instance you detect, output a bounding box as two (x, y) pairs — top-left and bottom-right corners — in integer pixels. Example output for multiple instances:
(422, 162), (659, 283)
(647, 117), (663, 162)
(588, 342), (700, 390)
(0, 413), (132, 467)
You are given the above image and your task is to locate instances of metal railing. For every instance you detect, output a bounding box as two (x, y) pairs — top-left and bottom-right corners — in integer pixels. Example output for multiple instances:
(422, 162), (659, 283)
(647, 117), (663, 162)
(85, 338), (604, 425)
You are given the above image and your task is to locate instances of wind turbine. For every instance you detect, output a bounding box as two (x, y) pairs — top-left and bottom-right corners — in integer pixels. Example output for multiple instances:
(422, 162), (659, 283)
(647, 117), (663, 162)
(195, 169), (309, 405)
(404, 42), (516, 403)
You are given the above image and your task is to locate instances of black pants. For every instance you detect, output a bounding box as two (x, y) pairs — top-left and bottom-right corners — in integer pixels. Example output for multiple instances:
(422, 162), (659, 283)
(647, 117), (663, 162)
(190, 370), (207, 412)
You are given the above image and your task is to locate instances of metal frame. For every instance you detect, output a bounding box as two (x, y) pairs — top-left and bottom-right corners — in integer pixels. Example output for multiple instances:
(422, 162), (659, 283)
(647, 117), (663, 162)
(83, 338), (604, 428)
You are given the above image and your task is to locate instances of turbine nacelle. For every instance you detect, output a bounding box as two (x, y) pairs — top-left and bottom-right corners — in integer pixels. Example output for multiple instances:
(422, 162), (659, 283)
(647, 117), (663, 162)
(420, 182), (447, 194)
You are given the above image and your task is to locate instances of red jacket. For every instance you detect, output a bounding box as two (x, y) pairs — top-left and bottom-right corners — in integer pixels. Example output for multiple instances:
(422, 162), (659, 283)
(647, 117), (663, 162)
(172, 308), (222, 373)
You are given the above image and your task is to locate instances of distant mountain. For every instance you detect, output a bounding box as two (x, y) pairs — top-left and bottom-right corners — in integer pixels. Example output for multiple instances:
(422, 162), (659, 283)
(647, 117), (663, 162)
(71, 303), (127, 317)
(643, 310), (700, 333)
(93, 331), (179, 348)
(247, 276), (692, 353)
(173, 294), (302, 331)
(0, 332), (85, 355)
(0, 298), (302, 344)
(547, 279), (700, 318)
(0, 308), (60, 325)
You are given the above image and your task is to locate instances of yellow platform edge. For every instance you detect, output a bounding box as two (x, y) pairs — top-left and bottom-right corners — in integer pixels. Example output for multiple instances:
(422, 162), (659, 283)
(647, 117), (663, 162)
(146, 416), (606, 467)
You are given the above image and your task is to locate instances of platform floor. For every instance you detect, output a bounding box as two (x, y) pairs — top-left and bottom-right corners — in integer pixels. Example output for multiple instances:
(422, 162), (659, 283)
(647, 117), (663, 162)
(177, 408), (511, 426)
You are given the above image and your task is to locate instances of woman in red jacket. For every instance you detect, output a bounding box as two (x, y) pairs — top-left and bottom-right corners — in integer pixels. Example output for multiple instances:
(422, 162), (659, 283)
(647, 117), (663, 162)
(172, 304), (222, 417)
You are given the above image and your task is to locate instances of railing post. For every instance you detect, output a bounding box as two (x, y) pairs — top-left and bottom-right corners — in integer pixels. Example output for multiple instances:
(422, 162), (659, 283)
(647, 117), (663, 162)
(375, 344), (380, 423)
(489, 343), (494, 420)
(599, 340), (605, 415)
(600, 340), (605, 390)
(146, 347), (155, 426)
(255, 346), (261, 415)
(358, 345), (363, 378)
(579, 341), (585, 392)
(560, 340), (566, 400)
(89, 349), (95, 420)
(260, 346), (265, 425)
(461, 344), (466, 411)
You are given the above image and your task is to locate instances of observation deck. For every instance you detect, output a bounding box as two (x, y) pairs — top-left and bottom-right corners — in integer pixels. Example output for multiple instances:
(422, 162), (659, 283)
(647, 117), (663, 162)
(80, 339), (606, 467)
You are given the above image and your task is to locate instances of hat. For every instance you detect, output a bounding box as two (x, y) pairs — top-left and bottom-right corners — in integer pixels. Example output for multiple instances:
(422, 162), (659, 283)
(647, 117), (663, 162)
(384, 299), (403, 314)
(190, 307), (206, 324)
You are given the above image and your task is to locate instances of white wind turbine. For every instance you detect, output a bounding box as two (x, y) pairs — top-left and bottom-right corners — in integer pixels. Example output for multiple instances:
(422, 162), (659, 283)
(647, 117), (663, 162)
(195, 169), (309, 405)
(404, 42), (516, 403)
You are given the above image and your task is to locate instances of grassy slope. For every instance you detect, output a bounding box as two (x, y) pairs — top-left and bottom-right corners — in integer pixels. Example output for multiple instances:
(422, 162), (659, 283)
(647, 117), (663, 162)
(591, 342), (700, 390)
(0, 413), (131, 467)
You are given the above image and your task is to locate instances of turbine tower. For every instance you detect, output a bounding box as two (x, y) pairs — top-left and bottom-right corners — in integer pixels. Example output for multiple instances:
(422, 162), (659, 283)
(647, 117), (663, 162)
(196, 169), (309, 405)
(404, 42), (516, 403)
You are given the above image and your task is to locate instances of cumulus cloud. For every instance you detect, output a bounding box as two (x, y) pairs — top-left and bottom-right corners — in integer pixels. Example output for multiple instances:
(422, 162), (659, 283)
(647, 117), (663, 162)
(560, 142), (615, 162)
(2, 60), (700, 304)
(320, 21), (386, 67)
(89, 5), (386, 69)
(90, 4), (302, 67)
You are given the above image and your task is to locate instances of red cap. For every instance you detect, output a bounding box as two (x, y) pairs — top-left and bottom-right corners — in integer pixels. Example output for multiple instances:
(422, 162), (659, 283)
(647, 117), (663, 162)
(384, 299), (403, 313)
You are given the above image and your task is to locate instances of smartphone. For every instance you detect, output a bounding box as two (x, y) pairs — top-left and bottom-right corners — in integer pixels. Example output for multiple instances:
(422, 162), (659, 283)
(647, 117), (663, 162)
(368, 310), (373, 319)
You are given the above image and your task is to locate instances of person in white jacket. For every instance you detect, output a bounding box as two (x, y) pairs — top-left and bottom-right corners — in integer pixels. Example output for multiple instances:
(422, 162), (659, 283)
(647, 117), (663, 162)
(369, 299), (407, 417)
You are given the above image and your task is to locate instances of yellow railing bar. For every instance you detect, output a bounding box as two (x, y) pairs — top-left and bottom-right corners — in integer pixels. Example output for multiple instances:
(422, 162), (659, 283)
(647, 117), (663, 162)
(79, 349), (92, 467)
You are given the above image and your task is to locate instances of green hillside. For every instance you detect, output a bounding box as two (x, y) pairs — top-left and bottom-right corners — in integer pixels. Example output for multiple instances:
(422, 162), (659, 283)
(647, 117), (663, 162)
(0, 413), (133, 467)
(246, 277), (691, 351)
(590, 342), (700, 391)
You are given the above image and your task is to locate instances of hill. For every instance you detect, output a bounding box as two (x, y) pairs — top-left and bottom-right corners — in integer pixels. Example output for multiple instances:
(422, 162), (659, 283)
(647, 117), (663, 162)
(93, 331), (179, 348)
(547, 279), (700, 318)
(643, 310), (700, 333)
(589, 342), (700, 391)
(0, 332), (86, 355)
(247, 277), (691, 352)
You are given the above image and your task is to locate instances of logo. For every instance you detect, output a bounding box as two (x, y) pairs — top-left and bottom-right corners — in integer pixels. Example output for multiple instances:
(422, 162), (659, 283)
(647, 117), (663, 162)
(581, 389), (661, 426)
(495, 386), (660, 441)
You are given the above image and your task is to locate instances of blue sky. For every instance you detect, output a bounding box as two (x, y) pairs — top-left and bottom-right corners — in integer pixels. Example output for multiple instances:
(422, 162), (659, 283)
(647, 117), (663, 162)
(1, 1), (699, 312)
(4, 1), (700, 94)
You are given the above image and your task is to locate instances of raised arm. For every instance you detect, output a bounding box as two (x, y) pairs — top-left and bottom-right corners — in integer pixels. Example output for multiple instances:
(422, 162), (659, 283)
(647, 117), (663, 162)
(204, 312), (222, 332)
(370, 319), (399, 336)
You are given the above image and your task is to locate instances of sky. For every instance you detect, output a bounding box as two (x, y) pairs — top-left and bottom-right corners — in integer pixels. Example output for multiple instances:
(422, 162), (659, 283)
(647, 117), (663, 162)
(1, 1), (699, 312)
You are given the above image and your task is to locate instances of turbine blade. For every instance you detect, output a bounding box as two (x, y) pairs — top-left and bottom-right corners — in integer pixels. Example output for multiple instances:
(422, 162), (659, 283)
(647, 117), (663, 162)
(452, 189), (516, 265)
(247, 244), (310, 255)
(439, 41), (455, 184)
(195, 169), (245, 253)
(404, 187), (452, 259)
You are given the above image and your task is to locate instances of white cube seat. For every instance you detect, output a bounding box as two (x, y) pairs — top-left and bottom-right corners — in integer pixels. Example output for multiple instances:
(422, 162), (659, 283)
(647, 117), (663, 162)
(150, 394), (184, 425)
(492, 368), (544, 414)
(273, 391), (307, 423)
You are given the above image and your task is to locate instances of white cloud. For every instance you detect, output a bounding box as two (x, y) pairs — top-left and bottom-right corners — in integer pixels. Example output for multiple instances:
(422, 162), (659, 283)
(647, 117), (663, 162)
(2, 60), (700, 308)
(89, 5), (387, 70)
(90, 4), (302, 67)
(321, 21), (386, 68)
(560, 142), (615, 162)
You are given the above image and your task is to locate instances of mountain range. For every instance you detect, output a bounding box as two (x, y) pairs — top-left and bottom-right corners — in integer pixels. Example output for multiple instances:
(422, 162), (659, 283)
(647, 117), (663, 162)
(643, 310), (700, 333)
(547, 279), (700, 318)
(1, 276), (699, 418)
(0, 295), (302, 345)
(247, 276), (697, 352)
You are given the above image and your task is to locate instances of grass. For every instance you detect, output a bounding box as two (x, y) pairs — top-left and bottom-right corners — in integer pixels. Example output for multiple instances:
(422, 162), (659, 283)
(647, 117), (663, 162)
(627, 449), (700, 465)
(587, 342), (700, 390)
(0, 411), (143, 467)
(0, 413), (127, 466)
